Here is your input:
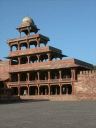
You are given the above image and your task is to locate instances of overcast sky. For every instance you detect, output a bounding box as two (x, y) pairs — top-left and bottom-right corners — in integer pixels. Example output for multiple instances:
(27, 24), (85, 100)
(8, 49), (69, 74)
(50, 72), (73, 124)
(0, 0), (96, 64)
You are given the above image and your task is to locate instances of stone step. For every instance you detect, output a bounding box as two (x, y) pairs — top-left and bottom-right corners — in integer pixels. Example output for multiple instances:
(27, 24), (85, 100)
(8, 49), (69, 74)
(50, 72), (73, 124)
(20, 95), (78, 101)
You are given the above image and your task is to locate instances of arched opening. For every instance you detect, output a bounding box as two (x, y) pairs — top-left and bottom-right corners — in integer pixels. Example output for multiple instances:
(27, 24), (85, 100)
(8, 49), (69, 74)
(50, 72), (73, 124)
(11, 58), (18, 65)
(11, 73), (18, 82)
(50, 85), (60, 95)
(51, 70), (59, 79)
(20, 56), (28, 64)
(11, 44), (18, 51)
(40, 54), (48, 62)
(20, 86), (28, 95)
(29, 41), (37, 48)
(29, 55), (38, 63)
(20, 43), (27, 50)
(40, 43), (46, 47)
(62, 84), (72, 95)
(62, 69), (71, 79)
(11, 87), (18, 95)
(40, 71), (48, 80)
(20, 73), (27, 81)
(39, 85), (48, 95)
(29, 72), (37, 81)
(29, 86), (38, 95)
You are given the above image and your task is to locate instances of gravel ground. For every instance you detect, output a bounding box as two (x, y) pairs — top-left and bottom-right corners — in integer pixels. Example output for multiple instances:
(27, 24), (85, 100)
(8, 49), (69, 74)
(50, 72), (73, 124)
(0, 101), (96, 128)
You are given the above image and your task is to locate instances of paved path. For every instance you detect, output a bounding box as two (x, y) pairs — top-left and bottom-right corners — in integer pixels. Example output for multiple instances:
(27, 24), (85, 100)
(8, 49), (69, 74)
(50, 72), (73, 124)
(0, 101), (96, 128)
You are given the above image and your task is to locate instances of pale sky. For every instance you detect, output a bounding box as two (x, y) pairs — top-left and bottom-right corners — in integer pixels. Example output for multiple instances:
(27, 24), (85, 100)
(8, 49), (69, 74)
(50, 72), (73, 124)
(0, 0), (96, 64)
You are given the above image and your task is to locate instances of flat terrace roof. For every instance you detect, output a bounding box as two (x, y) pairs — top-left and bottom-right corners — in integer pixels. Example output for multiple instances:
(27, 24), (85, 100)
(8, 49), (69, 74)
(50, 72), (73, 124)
(9, 58), (93, 73)
(7, 34), (49, 45)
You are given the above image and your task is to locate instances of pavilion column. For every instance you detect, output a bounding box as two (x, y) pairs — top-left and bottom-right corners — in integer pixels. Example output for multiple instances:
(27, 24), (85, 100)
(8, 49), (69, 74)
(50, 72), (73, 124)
(59, 83), (62, 95)
(71, 68), (76, 95)
(18, 73), (20, 96)
(27, 72), (30, 95)
(18, 43), (20, 50)
(27, 26), (30, 36)
(48, 84), (50, 95)
(48, 71), (51, 81)
(36, 38), (40, 47)
(71, 68), (76, 81)
(18, 57), (20, 64)
(37, 55), (40, 62)
(27, 56), (30, 64)
(38, 85), (39, 95)
(37, 71), (40, 81)
(59, 70), (62, 80)
(47, 53), (51, 61)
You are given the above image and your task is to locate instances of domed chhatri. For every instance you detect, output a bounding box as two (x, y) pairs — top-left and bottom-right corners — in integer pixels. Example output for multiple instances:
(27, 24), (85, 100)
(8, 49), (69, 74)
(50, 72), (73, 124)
(17, 16), (39, 35)
(22, 17), (35, 26)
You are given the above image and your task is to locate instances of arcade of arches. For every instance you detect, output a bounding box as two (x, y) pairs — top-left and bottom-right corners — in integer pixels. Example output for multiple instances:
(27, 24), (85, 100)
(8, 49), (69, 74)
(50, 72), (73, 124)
(10, 68), (75, 96)
(11, 84), (72, 96)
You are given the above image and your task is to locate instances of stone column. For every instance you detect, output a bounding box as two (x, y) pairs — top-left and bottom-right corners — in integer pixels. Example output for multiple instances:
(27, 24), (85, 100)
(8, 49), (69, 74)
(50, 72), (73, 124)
(18, 57), (20, 64)
(59, 84), (62, 95)
(27, 39), (30, 49)
(47, 53), (51, 61)
(48, 84), (50, 95)
(37, 71), (40, 81)
(48, 71), (51, 81)
(18, 73), (20, 96)
(37, 55), (40, 62)
(38, 85), (39, 95)
(18, 43), (20, 50)
(27, 56), (30, 64)
(59, 70), (62, 80)
(71, 68), (76, 81)
(36, 38), (40, 47)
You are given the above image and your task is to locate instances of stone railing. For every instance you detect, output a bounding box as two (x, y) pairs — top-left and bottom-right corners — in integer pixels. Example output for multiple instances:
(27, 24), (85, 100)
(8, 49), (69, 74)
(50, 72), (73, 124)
(8, 78), (71, 86)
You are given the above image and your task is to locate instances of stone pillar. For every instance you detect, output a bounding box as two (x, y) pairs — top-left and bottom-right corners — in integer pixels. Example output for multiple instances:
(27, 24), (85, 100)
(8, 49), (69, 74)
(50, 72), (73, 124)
(27, 39), (30, 49)
(27, 56), (30, 64)
(59, 70), (62, 80)
(18, 73), (20, 96)
(48, 71), (51, 81)
(59, 84), (62, 95)
(48, 84), (50, 95)
(71, 68), (76, 81)
(18, 43), (20, 50)
(37, 55), (40, 62)
(37, 71), (40, 81)
(36, 38), (40, 47)
(47, 53), (51, 61)
(27, 86), (30, 95)
(38, 85), (39, 95)
(18, 57), (20, 64)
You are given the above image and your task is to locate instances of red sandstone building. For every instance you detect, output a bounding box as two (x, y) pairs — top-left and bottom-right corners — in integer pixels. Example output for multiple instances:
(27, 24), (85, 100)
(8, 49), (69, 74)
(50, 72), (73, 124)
(1, 17), (96, 101)
(5, 17), (93, 98)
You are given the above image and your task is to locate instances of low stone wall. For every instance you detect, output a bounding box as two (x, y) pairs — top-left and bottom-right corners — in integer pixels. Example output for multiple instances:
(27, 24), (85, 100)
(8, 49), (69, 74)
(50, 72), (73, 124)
(74, 70), (96, 100)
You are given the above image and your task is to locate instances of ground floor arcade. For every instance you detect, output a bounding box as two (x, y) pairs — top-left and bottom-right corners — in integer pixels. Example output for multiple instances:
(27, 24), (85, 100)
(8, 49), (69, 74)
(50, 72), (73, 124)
(11, 84), (73, 96)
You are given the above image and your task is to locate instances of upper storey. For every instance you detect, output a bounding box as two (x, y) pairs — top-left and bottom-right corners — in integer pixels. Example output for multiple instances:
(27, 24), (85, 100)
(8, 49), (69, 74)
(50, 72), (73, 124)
(17, 17), (39, 35)
(7, 17), (66, 59)
(8, 16), (50, 47)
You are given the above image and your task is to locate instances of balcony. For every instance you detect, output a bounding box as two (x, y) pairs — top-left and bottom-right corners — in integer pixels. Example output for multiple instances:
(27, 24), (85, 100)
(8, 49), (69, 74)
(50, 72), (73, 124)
(8, 78), (71, 86)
